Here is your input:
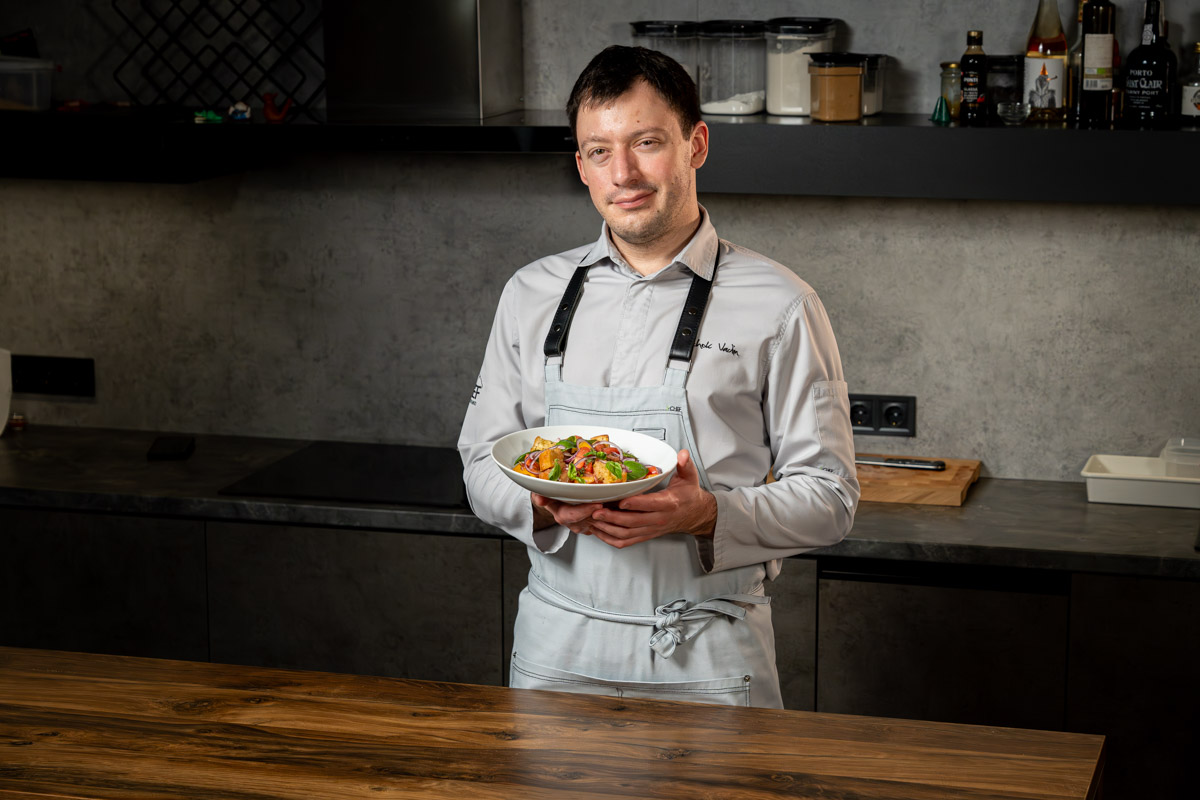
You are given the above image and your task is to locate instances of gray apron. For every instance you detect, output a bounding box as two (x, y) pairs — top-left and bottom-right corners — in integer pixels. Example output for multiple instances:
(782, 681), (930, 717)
(509, 254), (783, 708)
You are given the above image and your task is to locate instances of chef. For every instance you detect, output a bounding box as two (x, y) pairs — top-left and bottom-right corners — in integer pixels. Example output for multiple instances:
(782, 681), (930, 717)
(458, 45), (858, 708)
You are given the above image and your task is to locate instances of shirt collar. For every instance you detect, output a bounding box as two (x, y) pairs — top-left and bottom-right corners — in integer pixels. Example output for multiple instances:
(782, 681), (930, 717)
(578, 205), (719, 281)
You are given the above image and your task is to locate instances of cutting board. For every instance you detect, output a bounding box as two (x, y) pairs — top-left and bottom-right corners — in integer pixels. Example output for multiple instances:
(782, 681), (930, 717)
(856, 454), (981, 506)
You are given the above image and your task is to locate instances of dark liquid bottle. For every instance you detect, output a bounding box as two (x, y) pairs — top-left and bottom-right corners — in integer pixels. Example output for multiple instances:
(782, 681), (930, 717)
(1123, 0), (1177, 128)
(1078, 0), (1115, 127)
(960, 30), (989, 126)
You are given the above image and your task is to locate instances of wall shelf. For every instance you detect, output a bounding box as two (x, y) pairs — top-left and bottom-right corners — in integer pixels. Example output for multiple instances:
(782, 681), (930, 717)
(3, 109), (1196, 204)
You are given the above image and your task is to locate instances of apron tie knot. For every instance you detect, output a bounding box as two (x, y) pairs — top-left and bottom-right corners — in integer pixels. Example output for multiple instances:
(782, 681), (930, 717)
(647, 595), (768, 659)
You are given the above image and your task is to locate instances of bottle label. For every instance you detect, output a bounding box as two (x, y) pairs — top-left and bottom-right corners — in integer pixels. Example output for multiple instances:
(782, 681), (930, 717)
(1024, 56), (1066, 109)
(1126, 65), (1170, 112)
(962, 71), (983, 104)
(1083, 33), (1114, 91)
(1183, 85), (1200, 117)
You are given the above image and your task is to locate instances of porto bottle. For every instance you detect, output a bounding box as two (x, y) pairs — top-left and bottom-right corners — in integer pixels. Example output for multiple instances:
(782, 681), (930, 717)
(1123, 0), (1177, 128)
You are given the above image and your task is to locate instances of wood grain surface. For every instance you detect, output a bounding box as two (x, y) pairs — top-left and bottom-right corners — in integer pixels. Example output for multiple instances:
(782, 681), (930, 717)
(857, 455), (983, 506)
(0, 647), (1103, 799)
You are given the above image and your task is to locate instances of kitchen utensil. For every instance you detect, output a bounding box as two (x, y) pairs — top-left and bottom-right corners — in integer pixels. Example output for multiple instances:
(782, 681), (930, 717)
(855, 453), (981, 506)
(855, 456), (946, 471)
(492, 425), (677, 505)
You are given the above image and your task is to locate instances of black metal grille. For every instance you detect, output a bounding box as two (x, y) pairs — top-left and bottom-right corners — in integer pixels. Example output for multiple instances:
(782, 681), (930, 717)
(110, 0), (324, 122)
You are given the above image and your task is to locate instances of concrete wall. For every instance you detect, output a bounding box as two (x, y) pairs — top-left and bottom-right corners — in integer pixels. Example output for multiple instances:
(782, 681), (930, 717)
(2, 1), (1198, 482)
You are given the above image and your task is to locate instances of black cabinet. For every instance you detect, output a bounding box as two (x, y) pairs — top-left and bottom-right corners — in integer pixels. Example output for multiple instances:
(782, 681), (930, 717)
(1068, 574), (1200, 800)
(814, 558), (1070, 731)
(206, 523), (505, 686)
(0, 508), (208, 661)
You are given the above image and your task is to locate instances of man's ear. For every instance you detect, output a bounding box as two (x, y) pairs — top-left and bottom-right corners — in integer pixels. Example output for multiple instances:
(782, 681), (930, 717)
(575, 151), (590, 186)
(690, 121), (710, 169)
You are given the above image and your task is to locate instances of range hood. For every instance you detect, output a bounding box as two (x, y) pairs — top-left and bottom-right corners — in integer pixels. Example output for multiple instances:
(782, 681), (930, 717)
(323, 0), (524, 122)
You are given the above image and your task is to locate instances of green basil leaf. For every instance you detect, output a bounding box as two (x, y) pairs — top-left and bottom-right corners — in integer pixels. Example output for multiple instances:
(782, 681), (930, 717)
(623, 460), (648, 481)
(514, 450), (532, 467)
(548, 462), (562, 482)
(554, 436), (578, 450)
(605, 461), (623, 480)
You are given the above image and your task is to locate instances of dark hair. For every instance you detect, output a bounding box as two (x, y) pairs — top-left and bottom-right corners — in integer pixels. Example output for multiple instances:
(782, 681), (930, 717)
(566, 45), (701, 147)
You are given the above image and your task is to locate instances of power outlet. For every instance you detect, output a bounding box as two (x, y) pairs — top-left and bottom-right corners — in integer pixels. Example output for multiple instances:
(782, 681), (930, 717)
(849, 393), (917, 437)
(11, 355), (96, 397)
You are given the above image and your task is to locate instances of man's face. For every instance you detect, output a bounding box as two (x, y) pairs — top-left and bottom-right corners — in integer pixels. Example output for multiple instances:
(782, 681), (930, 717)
(573, 80), (708, 251)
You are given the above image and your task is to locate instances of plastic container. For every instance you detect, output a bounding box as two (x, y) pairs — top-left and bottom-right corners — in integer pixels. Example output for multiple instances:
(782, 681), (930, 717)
(764, 17), (838, 116)
(861, 53), (887, 115)
(1081, 454), (1200, 509)
(986, 54), (1023, 123)
(632, 21), (698, 83)
(0, 56), (53, 111)
(808, 51), (865, 122)
(1161, 437), (1200, 478)
(698, 20), (766, 115)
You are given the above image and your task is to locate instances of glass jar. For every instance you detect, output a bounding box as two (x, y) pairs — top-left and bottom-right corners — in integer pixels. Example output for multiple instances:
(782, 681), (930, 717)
(861, 53), (887, 115)
(764, 17), (838, 116)
(940, 61), (962, 120)
(808, 51), (865, 122)
(986, 54), (1022, 123)
(631, 21), (699, 83)
(698, 20), (767, 114)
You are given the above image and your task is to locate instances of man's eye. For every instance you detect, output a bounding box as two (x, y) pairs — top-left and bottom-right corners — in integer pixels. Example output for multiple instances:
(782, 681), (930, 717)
(589, 148), (608, 159)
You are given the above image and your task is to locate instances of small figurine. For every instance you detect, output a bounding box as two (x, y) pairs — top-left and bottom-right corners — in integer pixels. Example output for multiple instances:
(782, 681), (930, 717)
(227, 101), (251, 121)
(193, 110), (223, 124)
(262, 92), (293, 124)
(929, 96), (951, 126)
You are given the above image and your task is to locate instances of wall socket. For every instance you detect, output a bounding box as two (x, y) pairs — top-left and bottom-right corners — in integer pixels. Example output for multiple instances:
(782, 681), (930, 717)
(849, 394), (917, 436)
(11, 355), (96, 397)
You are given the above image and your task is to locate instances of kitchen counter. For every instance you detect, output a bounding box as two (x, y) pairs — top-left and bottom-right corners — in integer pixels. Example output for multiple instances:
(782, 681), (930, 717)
(0, 646), (1105, 799)
(1, 425), (1197, 579)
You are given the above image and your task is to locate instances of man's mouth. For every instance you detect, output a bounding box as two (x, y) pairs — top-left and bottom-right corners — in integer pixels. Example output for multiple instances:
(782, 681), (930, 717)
(612, 191), (653, 210)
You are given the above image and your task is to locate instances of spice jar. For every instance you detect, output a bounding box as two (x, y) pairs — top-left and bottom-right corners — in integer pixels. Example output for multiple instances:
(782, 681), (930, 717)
(764, 17), (838, 116)
(808, 52), (865, 122)
(861, 54), (887, 115)
(631, 21), (699, 83)
(940, 61), (962, 119)
(698, 20), (767, 114)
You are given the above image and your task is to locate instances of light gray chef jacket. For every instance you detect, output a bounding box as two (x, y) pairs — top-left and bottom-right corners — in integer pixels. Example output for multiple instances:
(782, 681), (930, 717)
(459, 207), (858, 577)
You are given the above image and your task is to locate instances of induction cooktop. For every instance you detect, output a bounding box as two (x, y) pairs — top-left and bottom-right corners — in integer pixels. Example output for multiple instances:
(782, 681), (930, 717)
(219, 441), (468, 508)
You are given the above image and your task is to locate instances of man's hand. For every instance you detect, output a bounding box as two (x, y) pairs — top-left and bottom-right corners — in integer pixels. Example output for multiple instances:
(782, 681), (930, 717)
(587, 449), (716, 548)
(532, 493), (603, 535)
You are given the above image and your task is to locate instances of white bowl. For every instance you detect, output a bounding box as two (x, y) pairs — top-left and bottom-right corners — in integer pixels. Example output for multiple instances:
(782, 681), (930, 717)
(492, 425), (678, 504)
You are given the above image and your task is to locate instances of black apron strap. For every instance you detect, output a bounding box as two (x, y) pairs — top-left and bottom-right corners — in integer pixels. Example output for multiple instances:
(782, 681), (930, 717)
(543, 265), (590, 358)
(668, 267), (716, 363)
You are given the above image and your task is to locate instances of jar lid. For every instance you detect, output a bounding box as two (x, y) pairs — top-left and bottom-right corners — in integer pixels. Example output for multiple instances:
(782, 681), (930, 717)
(808, 51), (866, 67)
(631, 20), (698, 37)
(699, 20), (766, 37)
(764, 17), (838, 36)
(940, 61), (961, 69)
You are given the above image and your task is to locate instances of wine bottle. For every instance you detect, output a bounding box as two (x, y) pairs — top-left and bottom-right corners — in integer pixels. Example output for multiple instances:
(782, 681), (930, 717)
(1123, 0), (1177, 128)
(1067, 0), (1089, 123)
(960, 30), (989, 126)
(1078, 0), (1115, 127)
(1024, 0), (1069, 122)
(1181, 42), (1200, 126)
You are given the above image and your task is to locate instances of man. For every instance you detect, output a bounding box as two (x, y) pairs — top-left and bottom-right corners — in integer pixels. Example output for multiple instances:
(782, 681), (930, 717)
(458, 46), (857, 709)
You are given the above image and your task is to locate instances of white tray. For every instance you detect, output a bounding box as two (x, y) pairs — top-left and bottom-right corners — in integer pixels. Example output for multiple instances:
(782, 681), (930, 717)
(1081, 454), (1200, 509)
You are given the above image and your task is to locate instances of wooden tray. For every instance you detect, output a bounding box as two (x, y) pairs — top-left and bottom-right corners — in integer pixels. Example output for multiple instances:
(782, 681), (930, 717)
(856, 454), (981, 506)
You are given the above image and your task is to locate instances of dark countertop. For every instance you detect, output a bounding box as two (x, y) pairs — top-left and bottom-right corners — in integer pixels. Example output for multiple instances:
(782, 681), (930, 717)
(2, 425), (1198, 579)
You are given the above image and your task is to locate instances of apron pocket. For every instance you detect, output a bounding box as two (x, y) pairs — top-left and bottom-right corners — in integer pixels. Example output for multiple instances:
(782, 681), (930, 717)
(511, 652), (751, 706)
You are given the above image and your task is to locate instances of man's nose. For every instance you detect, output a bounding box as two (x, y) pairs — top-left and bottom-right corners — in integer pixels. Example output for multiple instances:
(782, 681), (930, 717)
(610, 147), (640, 185)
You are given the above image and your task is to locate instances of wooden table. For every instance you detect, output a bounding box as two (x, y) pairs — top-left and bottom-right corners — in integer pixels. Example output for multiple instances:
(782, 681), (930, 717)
(0, 647), (1104, 799)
